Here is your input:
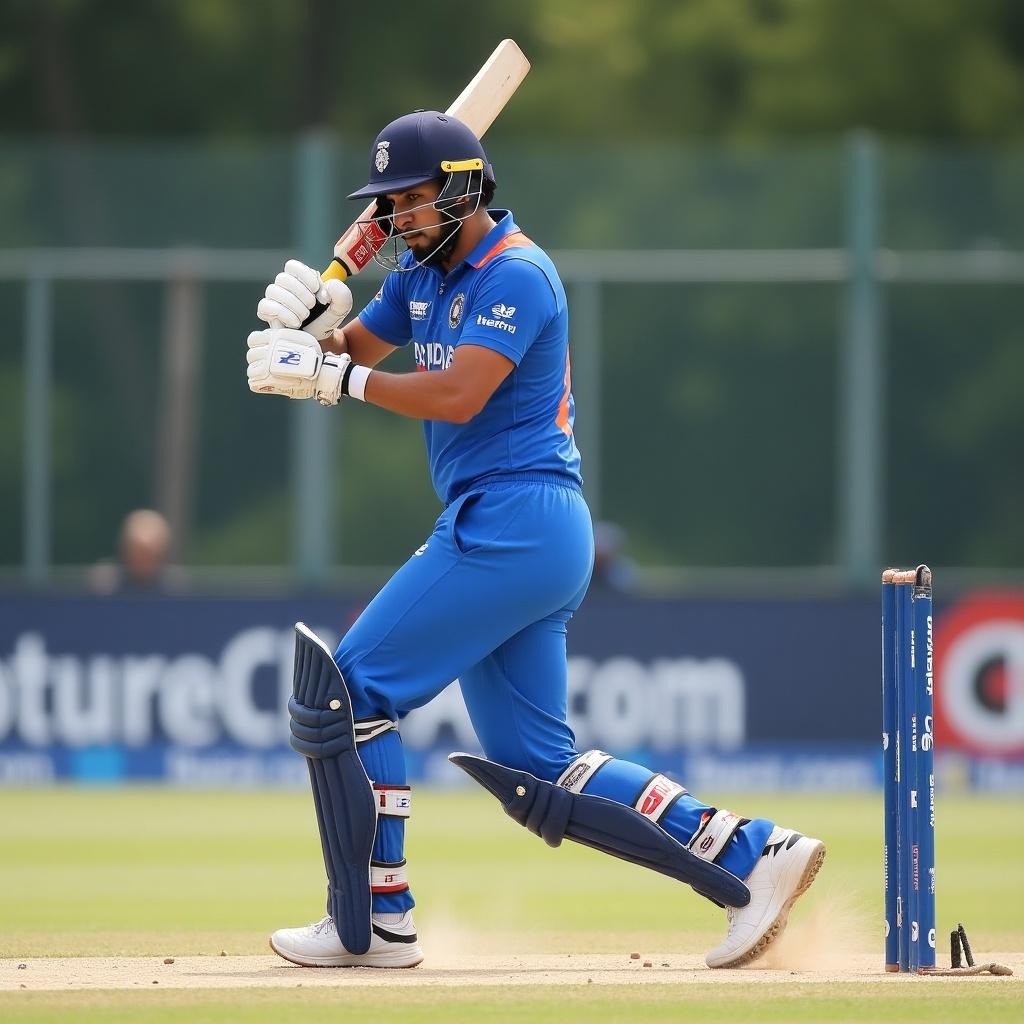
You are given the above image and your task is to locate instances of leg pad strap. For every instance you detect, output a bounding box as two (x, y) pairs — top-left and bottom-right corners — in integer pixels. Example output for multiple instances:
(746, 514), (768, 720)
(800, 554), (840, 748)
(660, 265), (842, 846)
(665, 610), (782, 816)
(449, 752), (750, 908)
(688, 808), (747, 863)
(371, 859), (409, 894)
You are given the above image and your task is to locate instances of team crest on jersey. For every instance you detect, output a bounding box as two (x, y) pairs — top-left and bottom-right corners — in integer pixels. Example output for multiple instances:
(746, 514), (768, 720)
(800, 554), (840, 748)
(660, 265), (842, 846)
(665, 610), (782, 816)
(375, 141), (390, 174)
(449, 292), (465, 329)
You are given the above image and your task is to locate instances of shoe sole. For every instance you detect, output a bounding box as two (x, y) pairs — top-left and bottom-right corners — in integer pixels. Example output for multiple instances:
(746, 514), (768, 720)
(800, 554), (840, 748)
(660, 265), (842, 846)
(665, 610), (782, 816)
(709, 839), (827, 969)
(269, 937), (424, 969)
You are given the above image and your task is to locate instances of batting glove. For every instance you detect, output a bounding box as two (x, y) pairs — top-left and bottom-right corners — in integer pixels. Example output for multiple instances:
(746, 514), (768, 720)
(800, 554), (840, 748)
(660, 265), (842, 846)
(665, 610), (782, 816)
(247, 327), (351, 406)
(257, 259), (353, 341)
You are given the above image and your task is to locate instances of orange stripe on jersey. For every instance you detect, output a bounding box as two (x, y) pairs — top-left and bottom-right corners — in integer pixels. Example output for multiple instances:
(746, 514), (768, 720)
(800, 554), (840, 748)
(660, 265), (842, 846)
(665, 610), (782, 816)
(472, 231), (533, 268)
(555, 350), (573, 437)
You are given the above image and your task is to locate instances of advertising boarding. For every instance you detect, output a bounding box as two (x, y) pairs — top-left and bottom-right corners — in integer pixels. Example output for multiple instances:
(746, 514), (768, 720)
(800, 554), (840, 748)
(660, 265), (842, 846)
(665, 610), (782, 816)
(0, 591), (1020, 789)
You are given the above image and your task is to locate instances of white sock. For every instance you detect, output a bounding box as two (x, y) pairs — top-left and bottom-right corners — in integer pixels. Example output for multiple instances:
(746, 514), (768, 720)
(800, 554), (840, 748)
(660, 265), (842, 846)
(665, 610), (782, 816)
(373, 912), (405, 924)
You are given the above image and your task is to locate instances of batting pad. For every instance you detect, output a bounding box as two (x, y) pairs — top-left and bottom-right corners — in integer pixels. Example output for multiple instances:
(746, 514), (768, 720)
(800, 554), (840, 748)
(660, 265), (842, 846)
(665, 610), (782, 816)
(289, 623), (377, 955)
(450, 752), (751, 909)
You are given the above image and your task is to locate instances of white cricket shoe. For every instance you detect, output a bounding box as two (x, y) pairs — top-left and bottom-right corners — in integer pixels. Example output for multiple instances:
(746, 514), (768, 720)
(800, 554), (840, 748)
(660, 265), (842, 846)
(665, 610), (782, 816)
(705, 826), (826, 969)
(270, 911), (424, 968)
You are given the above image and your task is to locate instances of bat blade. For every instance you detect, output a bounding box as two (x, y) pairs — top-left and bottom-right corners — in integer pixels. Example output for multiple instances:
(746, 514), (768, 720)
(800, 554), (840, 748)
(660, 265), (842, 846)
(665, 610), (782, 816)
(322, 39), (530, 285)
(447, 38), (531, 140)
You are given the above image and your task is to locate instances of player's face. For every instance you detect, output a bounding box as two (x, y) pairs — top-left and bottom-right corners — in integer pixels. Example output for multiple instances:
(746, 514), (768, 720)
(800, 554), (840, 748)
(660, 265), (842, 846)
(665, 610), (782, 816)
(387, 182), (446, 257)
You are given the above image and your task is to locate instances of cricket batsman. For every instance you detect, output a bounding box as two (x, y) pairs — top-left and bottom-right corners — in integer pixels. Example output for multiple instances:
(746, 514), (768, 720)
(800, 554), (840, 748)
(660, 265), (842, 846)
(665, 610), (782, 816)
(246, 110), (825, 969)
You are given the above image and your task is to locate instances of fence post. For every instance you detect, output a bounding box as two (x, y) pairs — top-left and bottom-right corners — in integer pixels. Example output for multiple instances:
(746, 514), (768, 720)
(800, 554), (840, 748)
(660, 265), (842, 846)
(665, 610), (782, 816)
(293, 130), (336, 584)
(156, 272), (203, 562)
(571, 279), (602, 518)
(24, 273), (53, 585)
(839, 132), (884, 587)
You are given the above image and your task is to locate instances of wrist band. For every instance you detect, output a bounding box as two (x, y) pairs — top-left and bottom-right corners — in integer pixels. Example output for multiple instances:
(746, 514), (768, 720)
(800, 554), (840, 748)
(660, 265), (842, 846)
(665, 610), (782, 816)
(341, 363), (371, 402)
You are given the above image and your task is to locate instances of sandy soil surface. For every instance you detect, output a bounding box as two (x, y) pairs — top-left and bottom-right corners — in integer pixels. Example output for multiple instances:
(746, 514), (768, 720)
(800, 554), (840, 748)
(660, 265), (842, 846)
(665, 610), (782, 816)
(1, 951), (1018, 991)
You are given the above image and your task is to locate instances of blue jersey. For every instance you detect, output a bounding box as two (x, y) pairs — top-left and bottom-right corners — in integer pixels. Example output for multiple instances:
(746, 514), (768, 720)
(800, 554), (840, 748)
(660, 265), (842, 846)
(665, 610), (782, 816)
(357, 210), (582, 504)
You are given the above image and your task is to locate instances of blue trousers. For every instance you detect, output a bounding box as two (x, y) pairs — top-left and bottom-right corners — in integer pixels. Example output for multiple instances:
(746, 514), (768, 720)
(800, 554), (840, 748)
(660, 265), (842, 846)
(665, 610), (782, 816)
(334, 474), (771, 913)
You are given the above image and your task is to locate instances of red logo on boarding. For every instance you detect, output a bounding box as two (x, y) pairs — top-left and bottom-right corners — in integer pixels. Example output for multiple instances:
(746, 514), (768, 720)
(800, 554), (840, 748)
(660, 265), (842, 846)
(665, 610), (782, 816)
(934, 590), (1024, 756)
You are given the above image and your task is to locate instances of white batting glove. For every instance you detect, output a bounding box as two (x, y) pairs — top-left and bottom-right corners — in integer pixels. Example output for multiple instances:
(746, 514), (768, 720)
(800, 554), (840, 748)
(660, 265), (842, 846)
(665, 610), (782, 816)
(257, 259), (353, 341)
(246, 327), (351, 406)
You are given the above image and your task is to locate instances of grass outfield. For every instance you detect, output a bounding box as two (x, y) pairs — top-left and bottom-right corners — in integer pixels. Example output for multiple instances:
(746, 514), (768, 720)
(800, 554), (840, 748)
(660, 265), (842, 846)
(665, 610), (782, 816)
(6, 986), (1024, 1024)
(1, 788), (1020, 1022)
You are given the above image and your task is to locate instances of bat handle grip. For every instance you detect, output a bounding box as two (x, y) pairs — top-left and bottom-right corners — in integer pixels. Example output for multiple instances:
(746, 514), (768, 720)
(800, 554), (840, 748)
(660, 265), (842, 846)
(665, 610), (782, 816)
(299, 257), (351, 330)
(321, 257), (351, 284)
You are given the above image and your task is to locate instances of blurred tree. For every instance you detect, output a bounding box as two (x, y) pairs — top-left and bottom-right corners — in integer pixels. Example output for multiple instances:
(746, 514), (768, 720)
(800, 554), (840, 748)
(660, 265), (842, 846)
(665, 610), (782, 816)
(3, 1), (1024, 576)
(0, 0), (1022, 141)
(515, 0), (1024, 141)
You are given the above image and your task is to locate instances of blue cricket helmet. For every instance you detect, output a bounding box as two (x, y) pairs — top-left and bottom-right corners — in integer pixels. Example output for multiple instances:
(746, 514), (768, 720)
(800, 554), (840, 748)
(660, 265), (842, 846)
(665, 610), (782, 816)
(348, 110), (495, 200)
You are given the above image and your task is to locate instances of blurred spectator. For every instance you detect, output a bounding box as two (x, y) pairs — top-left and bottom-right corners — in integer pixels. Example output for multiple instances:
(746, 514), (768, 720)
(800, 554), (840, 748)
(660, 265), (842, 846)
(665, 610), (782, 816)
(590, 520), (637, 593)
(89, 509), (181, 593)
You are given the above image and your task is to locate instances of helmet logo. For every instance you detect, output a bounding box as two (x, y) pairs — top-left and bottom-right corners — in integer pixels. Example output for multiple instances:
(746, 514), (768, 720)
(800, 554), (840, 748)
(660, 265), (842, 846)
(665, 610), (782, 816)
(375, 141), (390, 174)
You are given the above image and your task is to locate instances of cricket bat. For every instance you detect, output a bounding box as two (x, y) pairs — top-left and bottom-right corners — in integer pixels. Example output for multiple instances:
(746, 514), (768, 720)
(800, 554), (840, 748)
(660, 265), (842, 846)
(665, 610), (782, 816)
(320, 39), (530, 286)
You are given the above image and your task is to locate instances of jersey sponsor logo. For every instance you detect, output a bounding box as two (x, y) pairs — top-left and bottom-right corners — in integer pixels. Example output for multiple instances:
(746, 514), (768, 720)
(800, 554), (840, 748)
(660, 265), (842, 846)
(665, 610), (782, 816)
(409, 300), (430, 321)
(375, 140), (390, 173)
(491, 303), (516, 319)
(413, 341), (454, 371)
(277, 350), (302, 365)
(413, 543), (428, 556)
(449, 293), (465, 329)
(475, 314), (517, 334)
